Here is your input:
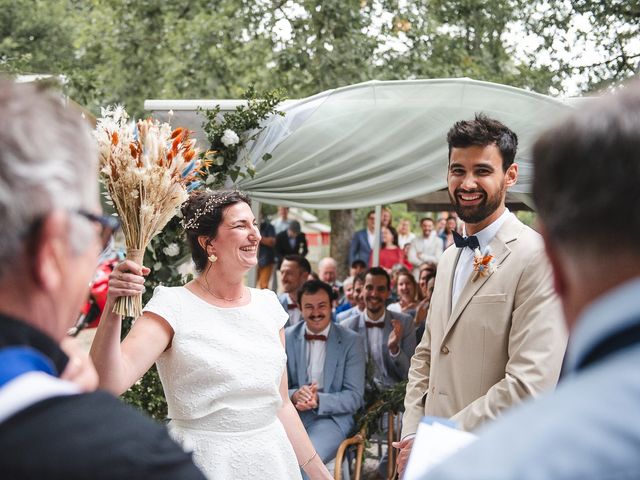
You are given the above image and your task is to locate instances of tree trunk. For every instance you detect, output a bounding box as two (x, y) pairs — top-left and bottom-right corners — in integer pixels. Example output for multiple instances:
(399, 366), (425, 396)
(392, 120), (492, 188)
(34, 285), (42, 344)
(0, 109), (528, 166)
(329, 209), (354, 280)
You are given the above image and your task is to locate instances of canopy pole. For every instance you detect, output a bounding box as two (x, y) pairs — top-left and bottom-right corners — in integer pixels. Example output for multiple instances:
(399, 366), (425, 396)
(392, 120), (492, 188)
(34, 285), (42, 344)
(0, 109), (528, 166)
(372, 205), (382, 267)
(247, 199), (261, 288)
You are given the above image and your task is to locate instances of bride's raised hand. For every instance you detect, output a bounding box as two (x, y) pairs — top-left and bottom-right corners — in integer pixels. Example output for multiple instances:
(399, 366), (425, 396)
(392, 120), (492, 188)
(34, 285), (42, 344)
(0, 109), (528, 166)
(107, 259), (150, 303)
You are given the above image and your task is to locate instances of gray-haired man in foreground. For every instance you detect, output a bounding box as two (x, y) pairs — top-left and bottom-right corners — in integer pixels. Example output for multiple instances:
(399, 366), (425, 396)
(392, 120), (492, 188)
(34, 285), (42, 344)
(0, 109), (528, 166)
(0, 80), (205, 479)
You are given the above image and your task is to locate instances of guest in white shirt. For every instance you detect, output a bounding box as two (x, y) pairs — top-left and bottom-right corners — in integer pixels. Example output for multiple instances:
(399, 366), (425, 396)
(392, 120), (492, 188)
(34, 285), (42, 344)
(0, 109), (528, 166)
(408, 217), (443, 276)
(272, 206), (291, 234)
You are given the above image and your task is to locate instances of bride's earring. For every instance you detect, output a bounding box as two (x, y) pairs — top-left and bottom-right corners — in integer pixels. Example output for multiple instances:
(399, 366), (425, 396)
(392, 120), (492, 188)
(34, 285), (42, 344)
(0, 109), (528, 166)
(208, 253), (218, 264)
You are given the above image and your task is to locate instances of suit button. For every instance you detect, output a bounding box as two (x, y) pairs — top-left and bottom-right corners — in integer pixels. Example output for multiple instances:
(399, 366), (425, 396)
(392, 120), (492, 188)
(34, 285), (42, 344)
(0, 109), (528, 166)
(441, 345), (449, 354)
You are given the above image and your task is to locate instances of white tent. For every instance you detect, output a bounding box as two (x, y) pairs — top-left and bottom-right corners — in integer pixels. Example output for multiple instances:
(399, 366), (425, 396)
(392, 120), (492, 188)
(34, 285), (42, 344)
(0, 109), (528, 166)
(145, 78), (573, 210)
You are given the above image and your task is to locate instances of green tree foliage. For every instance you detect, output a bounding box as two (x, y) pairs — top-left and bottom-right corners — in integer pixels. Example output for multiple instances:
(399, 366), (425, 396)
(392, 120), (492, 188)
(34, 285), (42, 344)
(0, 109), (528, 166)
(0, 0), (75, 75)
(526, 0), (640, 92)
(376, 0), (559, 91)
(269, 1), (380, 96)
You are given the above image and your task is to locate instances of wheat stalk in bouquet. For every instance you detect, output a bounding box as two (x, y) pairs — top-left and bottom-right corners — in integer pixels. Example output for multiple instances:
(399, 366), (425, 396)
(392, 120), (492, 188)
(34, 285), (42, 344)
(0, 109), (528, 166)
(95, 105), (205, 318)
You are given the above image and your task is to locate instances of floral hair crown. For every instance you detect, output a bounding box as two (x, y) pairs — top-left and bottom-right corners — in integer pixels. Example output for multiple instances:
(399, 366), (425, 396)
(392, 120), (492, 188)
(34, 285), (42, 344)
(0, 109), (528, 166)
(181, 190), (242, 231)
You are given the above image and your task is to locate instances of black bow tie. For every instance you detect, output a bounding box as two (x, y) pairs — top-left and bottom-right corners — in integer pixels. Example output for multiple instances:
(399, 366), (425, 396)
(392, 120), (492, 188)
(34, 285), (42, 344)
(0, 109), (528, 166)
(452, 230), (480, 250)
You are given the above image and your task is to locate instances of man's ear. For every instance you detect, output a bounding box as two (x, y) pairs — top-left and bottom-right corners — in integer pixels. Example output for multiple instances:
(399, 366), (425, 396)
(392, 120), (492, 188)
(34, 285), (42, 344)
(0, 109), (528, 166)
(31, 211), (68, 292)
(538, 222), (566, 298)
(505, 162), (518, 188)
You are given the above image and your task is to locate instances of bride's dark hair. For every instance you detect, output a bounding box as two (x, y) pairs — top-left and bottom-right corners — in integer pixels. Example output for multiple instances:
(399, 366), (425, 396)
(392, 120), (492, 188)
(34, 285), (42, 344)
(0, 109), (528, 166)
(181, 190), (250, 272)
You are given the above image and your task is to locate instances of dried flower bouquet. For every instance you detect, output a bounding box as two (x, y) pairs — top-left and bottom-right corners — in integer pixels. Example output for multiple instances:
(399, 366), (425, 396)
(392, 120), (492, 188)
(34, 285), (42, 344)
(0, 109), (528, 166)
(95, 106), (204, 317)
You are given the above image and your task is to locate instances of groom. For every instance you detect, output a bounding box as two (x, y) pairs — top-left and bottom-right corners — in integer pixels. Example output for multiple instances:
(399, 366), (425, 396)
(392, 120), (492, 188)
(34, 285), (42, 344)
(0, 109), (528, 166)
(396, 114), (568, 476)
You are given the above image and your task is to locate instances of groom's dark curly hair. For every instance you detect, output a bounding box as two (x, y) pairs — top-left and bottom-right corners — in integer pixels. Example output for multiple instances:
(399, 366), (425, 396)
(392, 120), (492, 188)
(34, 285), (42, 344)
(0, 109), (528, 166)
(447, 113), (518, 172)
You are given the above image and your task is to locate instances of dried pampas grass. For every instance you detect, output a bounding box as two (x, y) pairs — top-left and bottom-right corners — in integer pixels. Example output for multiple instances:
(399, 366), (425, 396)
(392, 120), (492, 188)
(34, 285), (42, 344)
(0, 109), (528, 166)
(95, 105), (205, 318)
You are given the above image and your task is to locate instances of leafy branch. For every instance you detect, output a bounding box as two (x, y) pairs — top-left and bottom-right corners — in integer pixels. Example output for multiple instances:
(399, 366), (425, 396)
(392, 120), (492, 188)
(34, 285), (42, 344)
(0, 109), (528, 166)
(200, 85), (287, 185)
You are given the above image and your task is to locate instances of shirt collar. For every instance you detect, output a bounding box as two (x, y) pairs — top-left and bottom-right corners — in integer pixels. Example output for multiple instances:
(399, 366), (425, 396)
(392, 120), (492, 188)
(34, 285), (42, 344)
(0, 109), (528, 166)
(0, 312), (68, 376)
(563, 276), (640, 375)
(365, 311), (386, 324)
(463, 208), (513, 251)
(305, 324), (331, 337)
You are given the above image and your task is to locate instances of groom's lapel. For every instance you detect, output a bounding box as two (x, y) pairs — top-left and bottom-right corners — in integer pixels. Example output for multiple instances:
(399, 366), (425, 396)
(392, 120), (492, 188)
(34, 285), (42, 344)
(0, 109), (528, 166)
(443, 216), (520, 341)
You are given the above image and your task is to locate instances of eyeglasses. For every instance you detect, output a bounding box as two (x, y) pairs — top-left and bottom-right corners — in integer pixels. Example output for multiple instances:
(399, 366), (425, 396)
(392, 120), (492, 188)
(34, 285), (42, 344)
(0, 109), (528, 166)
(76, 210), (120, 252)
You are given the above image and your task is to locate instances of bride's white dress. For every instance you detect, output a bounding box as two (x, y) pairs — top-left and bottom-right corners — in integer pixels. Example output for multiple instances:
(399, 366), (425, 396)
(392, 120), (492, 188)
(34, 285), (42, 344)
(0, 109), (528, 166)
(143, 286), (301, 479)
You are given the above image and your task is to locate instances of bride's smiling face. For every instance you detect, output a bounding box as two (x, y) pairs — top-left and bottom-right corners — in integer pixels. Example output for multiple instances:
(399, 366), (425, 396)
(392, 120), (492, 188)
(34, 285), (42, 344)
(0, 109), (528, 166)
(210, 202), (261, 271)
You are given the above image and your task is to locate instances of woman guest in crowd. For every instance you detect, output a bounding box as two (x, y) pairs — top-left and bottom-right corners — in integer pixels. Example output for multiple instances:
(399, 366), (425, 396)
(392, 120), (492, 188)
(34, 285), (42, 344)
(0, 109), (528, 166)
(369, 226), (412, 273)
(414, 265), (437, 342)
(439, 216), (458, 250)
(388, 271), (421, 318)
(90, 190), (331, 480)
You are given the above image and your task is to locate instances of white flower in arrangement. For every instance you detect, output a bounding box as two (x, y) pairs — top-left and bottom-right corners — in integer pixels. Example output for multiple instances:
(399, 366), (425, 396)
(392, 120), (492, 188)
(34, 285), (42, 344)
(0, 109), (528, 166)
(221, 129), (240, 147)
(162, 243), (180, 257)
(177, 260), (195, 279)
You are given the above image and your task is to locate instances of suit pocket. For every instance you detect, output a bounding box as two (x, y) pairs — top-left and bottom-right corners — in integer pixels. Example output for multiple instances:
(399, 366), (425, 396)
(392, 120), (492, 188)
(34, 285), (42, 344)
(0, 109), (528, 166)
(469, 294), (507, 304)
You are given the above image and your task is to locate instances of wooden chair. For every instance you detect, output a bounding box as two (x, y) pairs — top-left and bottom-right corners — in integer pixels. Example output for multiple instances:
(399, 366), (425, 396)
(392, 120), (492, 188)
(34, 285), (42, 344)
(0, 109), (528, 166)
(333, 409), (402, 480)
(333, 426), (366, 480)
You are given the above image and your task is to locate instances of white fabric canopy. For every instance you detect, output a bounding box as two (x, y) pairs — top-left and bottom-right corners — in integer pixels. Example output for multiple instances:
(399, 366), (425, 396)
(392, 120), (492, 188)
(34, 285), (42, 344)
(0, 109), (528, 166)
(145, 78), (572, 209)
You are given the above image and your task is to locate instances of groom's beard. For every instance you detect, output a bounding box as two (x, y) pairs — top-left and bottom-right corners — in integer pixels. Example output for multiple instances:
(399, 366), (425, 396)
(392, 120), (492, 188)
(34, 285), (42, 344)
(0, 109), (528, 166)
(449, 185), (504, 224)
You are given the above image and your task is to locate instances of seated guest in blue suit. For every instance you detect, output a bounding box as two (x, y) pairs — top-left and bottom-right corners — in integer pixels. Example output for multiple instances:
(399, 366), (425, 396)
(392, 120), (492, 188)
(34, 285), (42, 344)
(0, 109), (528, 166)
(286, 280), (366, 471)
(341, 267), (416, 389)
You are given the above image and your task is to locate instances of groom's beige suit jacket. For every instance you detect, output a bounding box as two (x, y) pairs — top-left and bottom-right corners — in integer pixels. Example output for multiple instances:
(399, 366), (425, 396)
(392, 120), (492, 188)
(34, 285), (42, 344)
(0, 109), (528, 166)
(402, 215), (567, 436)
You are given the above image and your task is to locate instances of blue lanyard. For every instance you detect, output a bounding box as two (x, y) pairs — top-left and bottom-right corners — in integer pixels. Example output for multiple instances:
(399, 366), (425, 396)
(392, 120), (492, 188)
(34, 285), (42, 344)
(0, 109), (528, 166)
(0, 346), (57, 388)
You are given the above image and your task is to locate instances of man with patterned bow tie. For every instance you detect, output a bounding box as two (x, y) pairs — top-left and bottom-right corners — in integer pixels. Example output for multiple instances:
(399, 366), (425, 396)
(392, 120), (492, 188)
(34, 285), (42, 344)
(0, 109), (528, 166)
(340, 267), (417, 388)
(395, 114), (568, 477)
(285, 280), (365, 472)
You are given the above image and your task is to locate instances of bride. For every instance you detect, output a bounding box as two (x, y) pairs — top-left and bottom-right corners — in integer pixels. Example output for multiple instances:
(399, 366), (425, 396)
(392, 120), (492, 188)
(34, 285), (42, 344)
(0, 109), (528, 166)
(90, 190), (332, 479)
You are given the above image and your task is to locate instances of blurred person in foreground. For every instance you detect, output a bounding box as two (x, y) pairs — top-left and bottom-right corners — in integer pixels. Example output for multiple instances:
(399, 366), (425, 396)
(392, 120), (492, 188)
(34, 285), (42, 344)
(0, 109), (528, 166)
(396, 114), (567, 476)
(0, 80), (205, 479)
(414, 78), (640, 480)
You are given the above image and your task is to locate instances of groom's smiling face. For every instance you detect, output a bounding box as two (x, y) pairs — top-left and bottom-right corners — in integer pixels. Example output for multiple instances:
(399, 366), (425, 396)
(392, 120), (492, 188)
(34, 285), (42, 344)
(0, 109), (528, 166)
(301, 290), (332, 334)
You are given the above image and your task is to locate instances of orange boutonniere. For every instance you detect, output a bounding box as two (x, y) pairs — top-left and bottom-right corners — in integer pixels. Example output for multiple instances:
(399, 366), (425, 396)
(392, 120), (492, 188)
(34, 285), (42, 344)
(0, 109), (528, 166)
(472, 246), (495, 281)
